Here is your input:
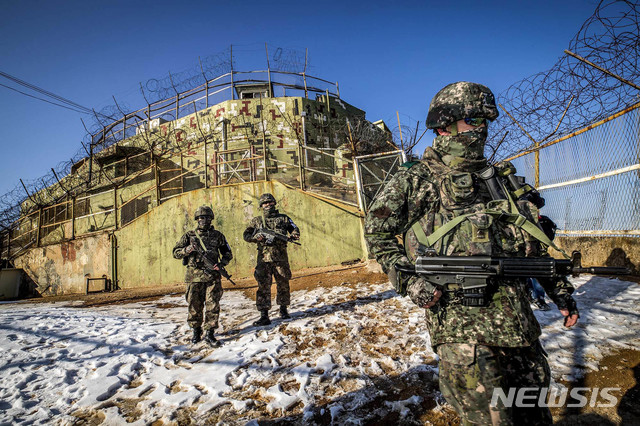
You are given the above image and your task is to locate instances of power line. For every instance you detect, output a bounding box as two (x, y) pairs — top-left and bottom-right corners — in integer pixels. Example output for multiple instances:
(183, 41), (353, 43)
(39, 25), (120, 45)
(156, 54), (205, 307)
(0, 82), (89, 114)
(0, 70), (94, 113)
(0, 70), (117, 121)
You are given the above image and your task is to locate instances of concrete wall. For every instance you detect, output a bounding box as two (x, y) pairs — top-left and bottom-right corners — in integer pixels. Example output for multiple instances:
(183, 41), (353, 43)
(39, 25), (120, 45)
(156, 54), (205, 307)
(552, 236), (639, 274)
(114, 180), (366, 289)
(12, 181), (366, 295)
(13, 233), (111, 296)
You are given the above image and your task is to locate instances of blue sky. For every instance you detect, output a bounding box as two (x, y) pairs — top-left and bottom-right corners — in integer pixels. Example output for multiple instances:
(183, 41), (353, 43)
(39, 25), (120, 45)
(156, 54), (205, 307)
(0, 0), (602, 197)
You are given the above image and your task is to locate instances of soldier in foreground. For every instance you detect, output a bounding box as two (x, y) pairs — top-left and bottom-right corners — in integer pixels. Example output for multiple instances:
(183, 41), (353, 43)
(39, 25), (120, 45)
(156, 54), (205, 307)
(243, 193), (300, 326)
(173, 205), (233, 346)
(365, 82), (579, 424)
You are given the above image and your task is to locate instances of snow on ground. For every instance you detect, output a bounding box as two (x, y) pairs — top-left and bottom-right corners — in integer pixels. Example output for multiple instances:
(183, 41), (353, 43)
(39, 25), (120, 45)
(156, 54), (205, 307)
(0, 274), (638, 424)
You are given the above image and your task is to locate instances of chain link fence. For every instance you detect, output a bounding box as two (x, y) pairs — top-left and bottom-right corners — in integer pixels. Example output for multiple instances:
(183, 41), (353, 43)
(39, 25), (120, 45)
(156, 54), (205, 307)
(507, 102), (640, 237)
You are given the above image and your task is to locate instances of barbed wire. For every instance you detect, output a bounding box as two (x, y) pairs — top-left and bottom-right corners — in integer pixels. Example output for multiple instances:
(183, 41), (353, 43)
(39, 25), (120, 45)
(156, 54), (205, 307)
(2, 0), (638, 233)
(141, 48), (233, 104)
(0, 45), (310, 231)
(487, 0), (640, 159)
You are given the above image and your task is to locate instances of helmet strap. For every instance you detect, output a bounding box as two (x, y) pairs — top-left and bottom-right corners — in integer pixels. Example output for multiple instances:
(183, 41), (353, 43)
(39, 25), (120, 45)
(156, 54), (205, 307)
(447, 121), (458, 136)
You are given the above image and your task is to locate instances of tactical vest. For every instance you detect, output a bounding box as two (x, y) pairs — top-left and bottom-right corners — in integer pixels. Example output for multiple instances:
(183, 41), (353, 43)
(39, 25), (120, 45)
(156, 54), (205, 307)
(253, 211), (294, 263)
(183, 228), (226, 282)
(403, 160), (560, 262)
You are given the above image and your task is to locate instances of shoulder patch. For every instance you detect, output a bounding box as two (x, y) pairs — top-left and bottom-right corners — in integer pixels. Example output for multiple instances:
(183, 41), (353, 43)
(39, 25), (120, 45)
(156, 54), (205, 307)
(370, 206), (393, 219)
(400, 161), (420, 169)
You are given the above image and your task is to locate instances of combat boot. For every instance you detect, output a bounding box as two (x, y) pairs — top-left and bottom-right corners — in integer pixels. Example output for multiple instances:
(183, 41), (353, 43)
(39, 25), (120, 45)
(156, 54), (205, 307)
(534, 297), (551, 311)
(204, 328), (222, 347)
(253, 309), (271, 326)
(191, 326), (202, 344)
(279, 305), (291, 320)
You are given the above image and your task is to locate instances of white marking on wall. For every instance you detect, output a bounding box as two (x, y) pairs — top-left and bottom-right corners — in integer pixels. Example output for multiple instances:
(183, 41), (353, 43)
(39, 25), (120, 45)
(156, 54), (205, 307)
(271, 100), (286, 113)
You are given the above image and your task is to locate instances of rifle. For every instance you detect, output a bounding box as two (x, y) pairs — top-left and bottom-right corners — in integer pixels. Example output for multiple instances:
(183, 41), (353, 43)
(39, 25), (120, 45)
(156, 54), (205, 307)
(395, 251), (629, 307)
(479, 163), (545, 208)
(189, 236), (237, 286)
(251, 228), (301, 246)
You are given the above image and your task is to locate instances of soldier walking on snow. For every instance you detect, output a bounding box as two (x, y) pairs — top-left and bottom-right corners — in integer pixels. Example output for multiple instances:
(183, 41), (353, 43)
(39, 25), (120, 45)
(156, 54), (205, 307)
(173, 205), (233, 346)
(365, 82), (579, 424)
(243, 193), (300, 326)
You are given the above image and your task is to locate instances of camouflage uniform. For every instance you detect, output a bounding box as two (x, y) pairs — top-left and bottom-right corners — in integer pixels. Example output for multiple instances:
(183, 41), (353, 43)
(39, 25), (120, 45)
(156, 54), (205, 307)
(243, 195), (300, 312)
(173, 214), (233, 332)
(365, 82), (578, 425)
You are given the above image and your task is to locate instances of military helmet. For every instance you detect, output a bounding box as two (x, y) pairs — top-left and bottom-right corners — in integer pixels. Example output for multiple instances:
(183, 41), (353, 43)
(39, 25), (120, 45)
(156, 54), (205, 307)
(426, 82), (499, 130)
(259, 193), (276, 206)
(194, 205), (214, 219)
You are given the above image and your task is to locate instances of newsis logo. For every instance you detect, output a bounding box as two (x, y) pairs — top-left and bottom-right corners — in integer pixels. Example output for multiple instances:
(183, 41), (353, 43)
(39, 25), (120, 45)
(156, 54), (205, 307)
(491, 387), (620, 409)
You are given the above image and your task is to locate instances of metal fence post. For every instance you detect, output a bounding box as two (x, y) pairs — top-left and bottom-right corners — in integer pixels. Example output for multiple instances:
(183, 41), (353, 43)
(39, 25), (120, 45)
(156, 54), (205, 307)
(7, 227), (11, 259)
(265, 43), (273, 98)
(298, 144), (305, 190)
(175, 92), (180, 121)
(303, 48), (308, 98)
(230, 45), (235, 101)
(180, 152), (184, 193)
(113, 187), (118, 230)
(212, 150), (218, 187)
(534, 142), (540, 187)
(36, 208), (42, 247)
(71, 197), (76, 240)
(204, 141), (209, 188)
(154, 157), (161, 207)
(262, 135), (269, 181)
(353, 158), (364, 212)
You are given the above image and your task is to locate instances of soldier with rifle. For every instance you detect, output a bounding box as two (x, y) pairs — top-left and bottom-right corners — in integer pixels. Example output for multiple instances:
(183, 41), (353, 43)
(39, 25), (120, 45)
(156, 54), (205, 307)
(173, 205), (233, 346)
(243, 193), (300, 326)
(364, 82), (627, 424)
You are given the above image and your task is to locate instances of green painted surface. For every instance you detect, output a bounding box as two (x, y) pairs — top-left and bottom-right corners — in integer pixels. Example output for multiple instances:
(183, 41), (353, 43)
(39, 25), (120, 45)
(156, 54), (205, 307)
(12, 94), (383, 294)
(17, 89), (390, 251)
(115, 181), (366, 289)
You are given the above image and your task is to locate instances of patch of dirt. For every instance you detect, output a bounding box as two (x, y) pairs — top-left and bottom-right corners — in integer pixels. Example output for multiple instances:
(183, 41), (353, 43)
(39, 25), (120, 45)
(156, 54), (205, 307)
(553, 348), (640, 425)
(16, 263), (637, 425)
(17, 285), (185, 307)
(239, 263), (388, 301)
(69, 409), (106, 425)
(14, 263), (388, 308)
(113, 398), (145, 423)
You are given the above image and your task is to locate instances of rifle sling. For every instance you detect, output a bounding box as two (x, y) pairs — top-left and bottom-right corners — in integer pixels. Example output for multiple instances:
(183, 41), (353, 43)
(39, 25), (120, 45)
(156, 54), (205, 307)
(410, 209), (570, 259)
(193, 231), (220, 263)
(260, 212), (294, 242)
(260, 211), (273, 230)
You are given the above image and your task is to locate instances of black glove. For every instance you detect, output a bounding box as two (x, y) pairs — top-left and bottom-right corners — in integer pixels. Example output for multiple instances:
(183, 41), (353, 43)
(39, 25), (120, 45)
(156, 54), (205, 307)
(554, 293), (579, 317)
(389, 257), (439, 306)
(388, 256), (413, 295)
(406, 276), (439, 308)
